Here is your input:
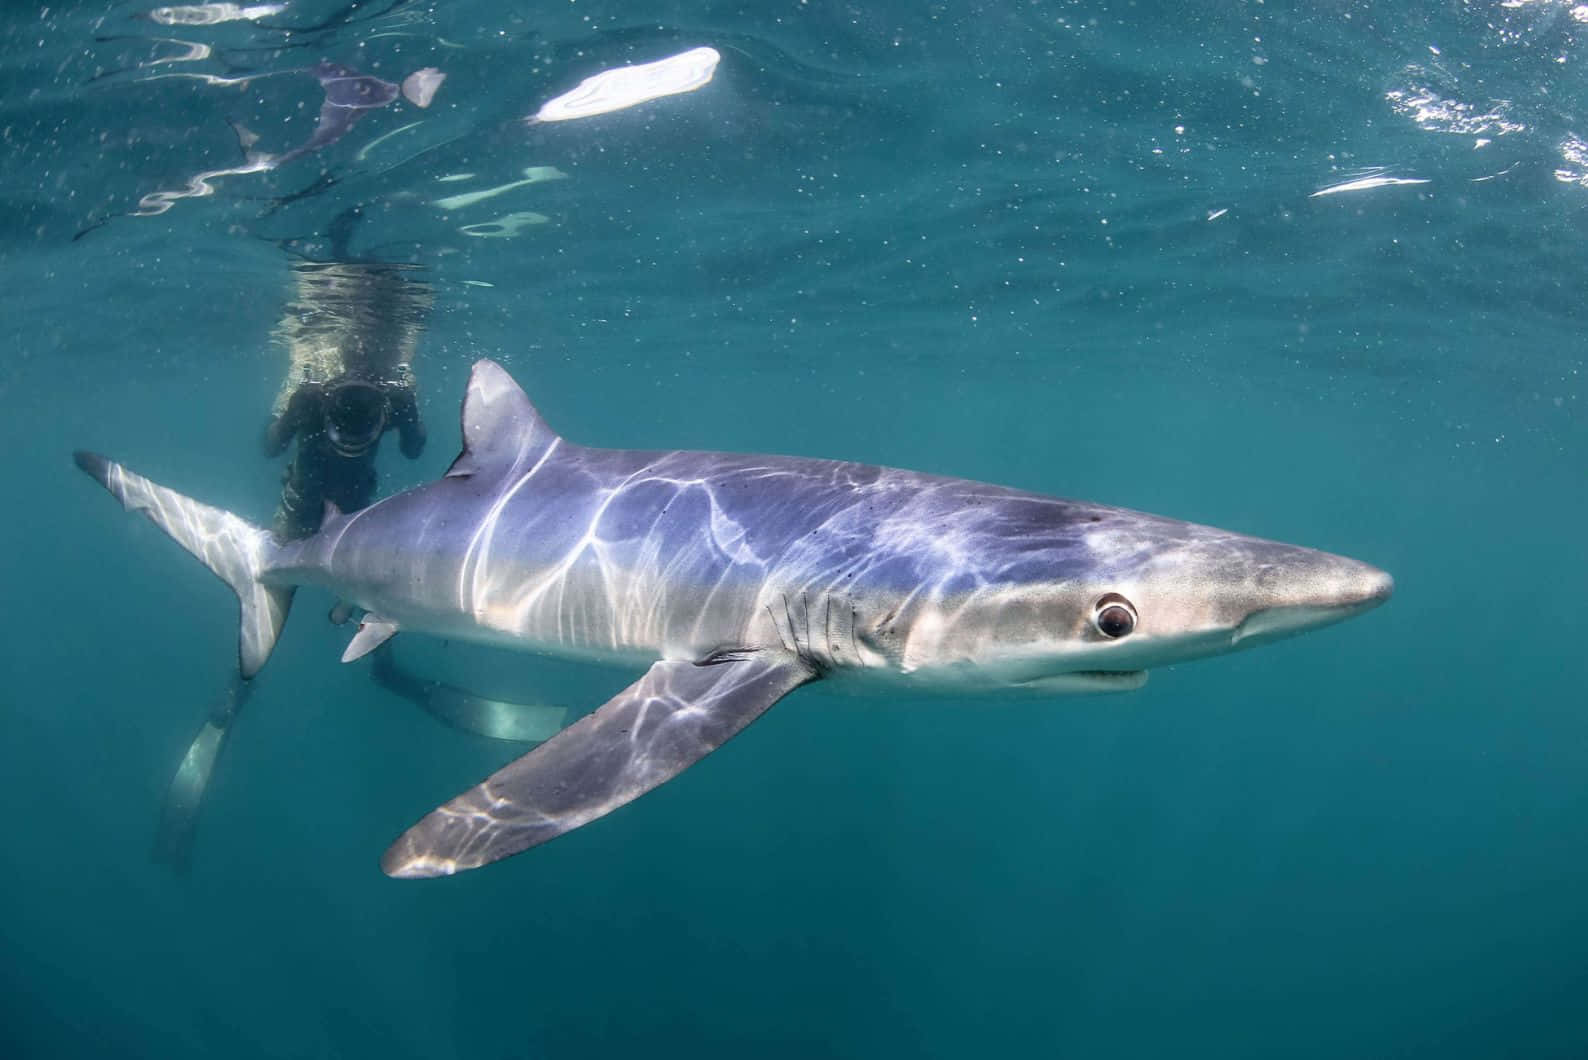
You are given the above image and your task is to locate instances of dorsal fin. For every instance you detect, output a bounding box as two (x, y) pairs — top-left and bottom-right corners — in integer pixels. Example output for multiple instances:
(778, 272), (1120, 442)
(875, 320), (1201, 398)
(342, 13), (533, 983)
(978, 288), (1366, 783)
(445, 360), (561, 479)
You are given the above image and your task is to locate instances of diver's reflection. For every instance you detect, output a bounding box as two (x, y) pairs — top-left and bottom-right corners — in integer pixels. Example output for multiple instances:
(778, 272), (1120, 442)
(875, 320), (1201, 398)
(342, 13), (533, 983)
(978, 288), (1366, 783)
(77, 57), (443, 235)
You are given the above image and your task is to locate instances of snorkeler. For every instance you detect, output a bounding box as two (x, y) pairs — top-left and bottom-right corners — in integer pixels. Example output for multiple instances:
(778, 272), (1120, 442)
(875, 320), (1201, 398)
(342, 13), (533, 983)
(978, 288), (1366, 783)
(262, 204), (431, 538)
(265, 364), (424, 538)
(262, 277), (430, 538)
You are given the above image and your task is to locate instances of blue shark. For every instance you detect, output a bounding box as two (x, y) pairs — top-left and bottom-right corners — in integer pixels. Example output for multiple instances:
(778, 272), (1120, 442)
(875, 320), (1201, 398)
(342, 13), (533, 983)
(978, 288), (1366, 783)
(75, 360), (1392, 878)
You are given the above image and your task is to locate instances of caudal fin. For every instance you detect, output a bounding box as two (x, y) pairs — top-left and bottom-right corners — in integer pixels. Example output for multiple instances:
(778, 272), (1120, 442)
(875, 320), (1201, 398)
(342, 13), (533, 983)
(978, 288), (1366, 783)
(73, 451), (293, 677)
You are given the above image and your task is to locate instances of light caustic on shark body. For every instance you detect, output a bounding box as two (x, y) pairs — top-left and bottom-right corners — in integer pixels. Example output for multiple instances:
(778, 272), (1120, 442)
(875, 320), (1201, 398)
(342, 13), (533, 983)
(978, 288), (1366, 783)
(76, 361), (1392, 879)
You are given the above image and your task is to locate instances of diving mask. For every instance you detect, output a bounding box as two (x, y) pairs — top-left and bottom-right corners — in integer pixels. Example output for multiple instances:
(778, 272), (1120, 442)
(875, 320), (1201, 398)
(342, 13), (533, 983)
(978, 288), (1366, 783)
(324, 379), (389, 457)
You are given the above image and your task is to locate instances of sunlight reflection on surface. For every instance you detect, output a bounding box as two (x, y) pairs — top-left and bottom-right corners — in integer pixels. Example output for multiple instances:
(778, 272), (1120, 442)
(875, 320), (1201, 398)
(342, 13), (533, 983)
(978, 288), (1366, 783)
(529, 46), (722, 123)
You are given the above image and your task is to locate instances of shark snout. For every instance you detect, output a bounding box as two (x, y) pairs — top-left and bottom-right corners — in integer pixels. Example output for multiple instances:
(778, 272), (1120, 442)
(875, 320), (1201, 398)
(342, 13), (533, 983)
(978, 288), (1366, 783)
(1231, 558), (1393, 648)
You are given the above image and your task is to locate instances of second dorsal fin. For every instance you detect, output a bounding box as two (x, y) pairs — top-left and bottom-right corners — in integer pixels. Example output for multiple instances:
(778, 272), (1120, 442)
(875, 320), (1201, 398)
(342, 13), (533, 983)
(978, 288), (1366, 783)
(445, 360), (561, 480)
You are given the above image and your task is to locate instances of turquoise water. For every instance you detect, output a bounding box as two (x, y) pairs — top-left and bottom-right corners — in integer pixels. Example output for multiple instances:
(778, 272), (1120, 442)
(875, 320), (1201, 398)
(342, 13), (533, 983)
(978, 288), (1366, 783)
(3, 1), (1586, 1056)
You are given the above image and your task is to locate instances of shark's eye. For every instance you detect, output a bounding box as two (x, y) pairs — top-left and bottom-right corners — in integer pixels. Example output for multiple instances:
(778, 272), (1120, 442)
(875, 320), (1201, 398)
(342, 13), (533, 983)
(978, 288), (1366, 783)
(1092, 593), (1137, 638)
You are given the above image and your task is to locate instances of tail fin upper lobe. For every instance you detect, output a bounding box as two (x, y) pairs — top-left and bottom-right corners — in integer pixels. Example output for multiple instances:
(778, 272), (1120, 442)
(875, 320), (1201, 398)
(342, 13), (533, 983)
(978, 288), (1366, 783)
(74, 451), (293, 677)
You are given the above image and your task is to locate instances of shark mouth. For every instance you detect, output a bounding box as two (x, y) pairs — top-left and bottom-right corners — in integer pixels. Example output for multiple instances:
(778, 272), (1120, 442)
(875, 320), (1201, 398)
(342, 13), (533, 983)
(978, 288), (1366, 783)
(1017, 670), (1148, 694)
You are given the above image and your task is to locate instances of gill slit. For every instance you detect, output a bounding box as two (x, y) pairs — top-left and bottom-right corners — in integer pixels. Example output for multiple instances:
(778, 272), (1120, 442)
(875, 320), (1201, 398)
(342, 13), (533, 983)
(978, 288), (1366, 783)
(781, 593), (799, 655)
(803, 592), (812, 658)
(766, 603), (793, 653)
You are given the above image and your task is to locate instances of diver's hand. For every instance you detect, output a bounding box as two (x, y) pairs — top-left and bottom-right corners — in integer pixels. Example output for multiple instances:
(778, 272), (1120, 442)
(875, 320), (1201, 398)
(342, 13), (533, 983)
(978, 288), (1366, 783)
(288, 382), (327, 415)
(263, 384), (326, 456)
(391, 390), (426, 458)
(399, 420), (426, 459)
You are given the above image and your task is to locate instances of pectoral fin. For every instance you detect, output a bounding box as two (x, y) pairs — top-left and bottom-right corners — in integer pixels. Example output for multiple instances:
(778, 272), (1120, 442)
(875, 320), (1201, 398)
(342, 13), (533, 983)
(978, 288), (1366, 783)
(381, 652), (816, 878)
(342, 618), (398, 662)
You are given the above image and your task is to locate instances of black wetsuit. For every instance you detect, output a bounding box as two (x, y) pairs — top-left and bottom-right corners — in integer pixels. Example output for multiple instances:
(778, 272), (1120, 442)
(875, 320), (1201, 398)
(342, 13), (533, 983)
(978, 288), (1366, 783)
(264, 377), (424, 540)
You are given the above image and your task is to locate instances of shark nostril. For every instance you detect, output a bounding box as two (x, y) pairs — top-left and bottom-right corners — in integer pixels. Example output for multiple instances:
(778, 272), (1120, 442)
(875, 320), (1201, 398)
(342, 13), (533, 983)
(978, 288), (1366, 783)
(1233, 608), (1292, 646)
